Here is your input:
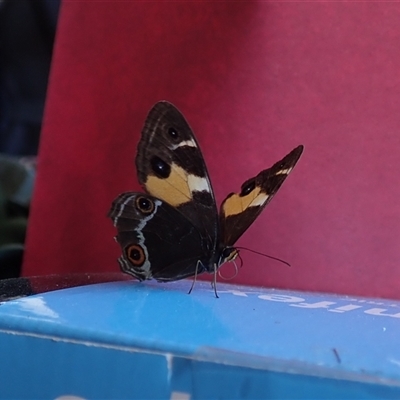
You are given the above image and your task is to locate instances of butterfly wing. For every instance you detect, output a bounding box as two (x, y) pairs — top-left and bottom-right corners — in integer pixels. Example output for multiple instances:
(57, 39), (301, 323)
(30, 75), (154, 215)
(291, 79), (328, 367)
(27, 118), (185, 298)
(220, 145), (304, 246)
(108, 192), (209, 281)
(135, 101), (218, 250)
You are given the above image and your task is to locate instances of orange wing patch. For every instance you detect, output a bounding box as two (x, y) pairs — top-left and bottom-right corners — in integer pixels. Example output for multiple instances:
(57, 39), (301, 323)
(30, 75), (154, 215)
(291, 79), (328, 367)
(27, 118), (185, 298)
(222, 186), (269, 217)
(145, 163), (211, 207)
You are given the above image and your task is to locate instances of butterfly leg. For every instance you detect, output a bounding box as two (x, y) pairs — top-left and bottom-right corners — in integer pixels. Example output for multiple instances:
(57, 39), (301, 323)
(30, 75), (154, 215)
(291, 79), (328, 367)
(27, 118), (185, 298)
(188, 260), (203, 294)
(211, 263), (219, 298)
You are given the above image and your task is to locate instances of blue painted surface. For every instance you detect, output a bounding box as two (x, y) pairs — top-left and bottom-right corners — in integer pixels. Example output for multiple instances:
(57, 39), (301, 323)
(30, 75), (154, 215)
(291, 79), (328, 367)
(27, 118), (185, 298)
(0, 332), (170, 399)
(0, 280), (400, 398)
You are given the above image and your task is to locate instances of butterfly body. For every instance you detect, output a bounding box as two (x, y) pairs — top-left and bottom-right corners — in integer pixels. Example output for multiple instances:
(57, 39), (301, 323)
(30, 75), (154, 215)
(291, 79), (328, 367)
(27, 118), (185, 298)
(109, 101), (303, 284)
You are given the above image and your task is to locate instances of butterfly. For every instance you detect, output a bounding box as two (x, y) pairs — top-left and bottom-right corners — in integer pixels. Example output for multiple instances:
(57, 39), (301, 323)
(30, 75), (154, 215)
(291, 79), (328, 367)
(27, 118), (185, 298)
(108, 101), (303, 294)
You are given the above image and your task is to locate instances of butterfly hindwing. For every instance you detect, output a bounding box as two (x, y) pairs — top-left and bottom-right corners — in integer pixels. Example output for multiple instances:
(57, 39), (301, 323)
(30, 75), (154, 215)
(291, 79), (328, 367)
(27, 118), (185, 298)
(220, 145), (304, 246)
(108, 192), (209, 281)
(135, 101), (218, 242)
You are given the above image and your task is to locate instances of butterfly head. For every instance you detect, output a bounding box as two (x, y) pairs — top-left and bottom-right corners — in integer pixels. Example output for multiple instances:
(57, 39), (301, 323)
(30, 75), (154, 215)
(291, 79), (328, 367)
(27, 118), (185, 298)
(218, 246), (238, 267)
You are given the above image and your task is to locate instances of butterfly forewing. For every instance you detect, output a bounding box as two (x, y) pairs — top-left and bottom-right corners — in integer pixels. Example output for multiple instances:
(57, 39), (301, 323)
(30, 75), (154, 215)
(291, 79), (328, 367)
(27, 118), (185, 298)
(220, 145), (304, 246)
(135, 101), (218, 250)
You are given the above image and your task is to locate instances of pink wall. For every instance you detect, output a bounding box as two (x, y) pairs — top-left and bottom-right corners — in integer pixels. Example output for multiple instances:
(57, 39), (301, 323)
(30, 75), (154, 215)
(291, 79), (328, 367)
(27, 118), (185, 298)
(24, 1), (400, 299)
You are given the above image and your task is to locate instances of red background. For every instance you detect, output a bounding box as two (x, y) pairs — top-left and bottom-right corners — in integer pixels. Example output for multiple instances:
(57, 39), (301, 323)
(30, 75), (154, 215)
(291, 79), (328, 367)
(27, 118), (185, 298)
(23, 1), (400, 299)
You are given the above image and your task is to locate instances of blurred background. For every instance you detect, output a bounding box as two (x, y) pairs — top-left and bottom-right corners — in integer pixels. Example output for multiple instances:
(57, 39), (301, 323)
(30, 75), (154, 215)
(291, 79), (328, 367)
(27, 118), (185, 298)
(0, 0), (60, 279)
(2, 1), (400, 300)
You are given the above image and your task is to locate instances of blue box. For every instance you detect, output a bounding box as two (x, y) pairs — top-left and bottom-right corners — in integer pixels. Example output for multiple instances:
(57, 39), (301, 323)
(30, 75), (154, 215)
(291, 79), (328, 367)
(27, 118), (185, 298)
(1, 279), (400, 399)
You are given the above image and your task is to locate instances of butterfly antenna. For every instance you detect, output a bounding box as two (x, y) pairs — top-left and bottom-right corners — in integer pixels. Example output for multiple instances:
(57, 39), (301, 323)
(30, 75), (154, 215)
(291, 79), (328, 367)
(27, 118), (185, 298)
(188, 260), (201, 294)
(235, 247), (291, 267)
